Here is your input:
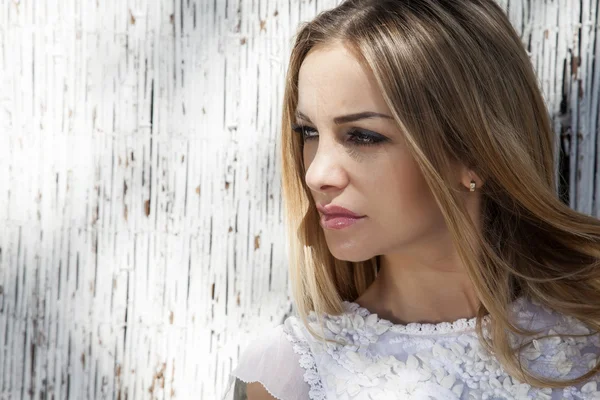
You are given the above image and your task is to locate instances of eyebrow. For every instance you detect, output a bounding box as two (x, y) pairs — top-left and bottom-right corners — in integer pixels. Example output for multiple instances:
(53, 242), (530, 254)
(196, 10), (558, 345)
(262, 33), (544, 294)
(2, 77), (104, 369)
(294, 110), (393, 125)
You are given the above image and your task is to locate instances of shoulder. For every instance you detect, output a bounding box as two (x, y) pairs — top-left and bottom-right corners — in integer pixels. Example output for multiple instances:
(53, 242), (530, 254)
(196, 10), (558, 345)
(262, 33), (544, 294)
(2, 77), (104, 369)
(228, 321), (314, 400)
(245, 381), (280, 400)
(234, 323), (299, 373)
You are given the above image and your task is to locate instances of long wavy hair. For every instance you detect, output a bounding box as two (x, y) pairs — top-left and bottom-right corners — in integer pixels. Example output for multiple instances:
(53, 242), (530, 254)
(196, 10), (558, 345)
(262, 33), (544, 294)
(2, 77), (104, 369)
(280, 0), (600, 388)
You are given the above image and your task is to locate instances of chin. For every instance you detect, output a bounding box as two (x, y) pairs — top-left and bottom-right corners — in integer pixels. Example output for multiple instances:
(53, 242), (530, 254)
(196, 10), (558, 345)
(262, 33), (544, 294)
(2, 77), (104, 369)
(330, 248), (374, 263)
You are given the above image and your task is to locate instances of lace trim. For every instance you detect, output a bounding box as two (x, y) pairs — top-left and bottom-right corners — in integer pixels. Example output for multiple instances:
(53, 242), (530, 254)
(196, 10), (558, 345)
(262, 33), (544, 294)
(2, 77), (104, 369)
(342, 301), (495, 335)
(281, 322), (327, 400)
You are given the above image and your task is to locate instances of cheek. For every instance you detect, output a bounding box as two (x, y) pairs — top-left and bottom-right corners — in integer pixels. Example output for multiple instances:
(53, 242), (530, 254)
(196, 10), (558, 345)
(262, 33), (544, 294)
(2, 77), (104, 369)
(371, 160), (438, 217)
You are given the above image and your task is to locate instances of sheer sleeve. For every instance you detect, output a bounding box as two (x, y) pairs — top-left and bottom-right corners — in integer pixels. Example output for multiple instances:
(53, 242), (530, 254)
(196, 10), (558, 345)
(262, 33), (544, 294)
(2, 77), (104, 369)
(220, 324), (312, 400)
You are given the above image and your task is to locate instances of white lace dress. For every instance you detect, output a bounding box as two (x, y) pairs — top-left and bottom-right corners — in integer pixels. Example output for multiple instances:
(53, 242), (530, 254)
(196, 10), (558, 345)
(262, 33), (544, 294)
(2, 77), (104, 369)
(222, 296), (600, 399)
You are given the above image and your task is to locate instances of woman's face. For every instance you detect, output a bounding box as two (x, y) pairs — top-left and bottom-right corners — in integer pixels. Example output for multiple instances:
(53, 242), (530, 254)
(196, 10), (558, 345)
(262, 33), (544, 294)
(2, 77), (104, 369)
(296, 42), (456, 262)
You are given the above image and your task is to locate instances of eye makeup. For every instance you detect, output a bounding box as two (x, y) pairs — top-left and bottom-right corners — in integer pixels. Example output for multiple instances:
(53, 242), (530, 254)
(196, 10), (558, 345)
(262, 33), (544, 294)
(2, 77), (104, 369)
(290, 124), (388, 147)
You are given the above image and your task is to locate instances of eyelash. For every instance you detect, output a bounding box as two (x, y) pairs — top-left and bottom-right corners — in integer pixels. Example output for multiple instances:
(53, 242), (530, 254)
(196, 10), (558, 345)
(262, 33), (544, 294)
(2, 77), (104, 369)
(290, 124), (386, 146)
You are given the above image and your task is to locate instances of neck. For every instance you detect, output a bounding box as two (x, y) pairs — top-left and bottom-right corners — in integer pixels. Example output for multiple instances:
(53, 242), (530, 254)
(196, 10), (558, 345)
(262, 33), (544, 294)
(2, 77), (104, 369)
(356, 253), (481, 325)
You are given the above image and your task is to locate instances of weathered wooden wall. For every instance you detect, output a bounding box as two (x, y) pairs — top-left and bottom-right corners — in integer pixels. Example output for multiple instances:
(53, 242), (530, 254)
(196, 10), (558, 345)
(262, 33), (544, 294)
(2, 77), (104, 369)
(0, 0), (597, 399)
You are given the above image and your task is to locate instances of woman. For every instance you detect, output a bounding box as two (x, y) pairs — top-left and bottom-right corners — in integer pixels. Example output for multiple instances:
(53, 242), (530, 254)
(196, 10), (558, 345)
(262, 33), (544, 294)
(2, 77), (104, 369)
(222, 0), (600, 398)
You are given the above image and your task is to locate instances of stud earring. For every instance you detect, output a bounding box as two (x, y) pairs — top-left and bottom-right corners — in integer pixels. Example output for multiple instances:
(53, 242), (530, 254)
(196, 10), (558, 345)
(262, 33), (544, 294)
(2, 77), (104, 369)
(469, 180), (476, 192)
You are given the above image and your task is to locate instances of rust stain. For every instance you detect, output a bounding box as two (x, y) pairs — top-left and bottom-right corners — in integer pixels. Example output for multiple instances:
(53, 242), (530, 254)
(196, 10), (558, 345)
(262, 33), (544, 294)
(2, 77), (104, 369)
(170, 13), (174, 24)
(240, 37), (247, 45)
(144, 199), (151, 216)
(254, 235), (261, 250)
(148, 362), (167, 394)
(572, 55), (581, 77)
(195, 185), (201, 195)
(228, 226), (233, 232)
(170, 363), (176, 398)
(211, 283), (215, 299)
(237, 293), (240, 306)
(225, 182), (230, 190)
(181, 154), (185, 163)
(124, 204), (128, 221)
(273, 9), (279, 16)
(81, 352), (86, 368)
(544, 29), (549, 39)
(92, 207), (99, 225)
(169, 311), (174, 324)
(116, 364), (122, 377)
(259, 19), (267, 32)
(129, 9), (136, 24)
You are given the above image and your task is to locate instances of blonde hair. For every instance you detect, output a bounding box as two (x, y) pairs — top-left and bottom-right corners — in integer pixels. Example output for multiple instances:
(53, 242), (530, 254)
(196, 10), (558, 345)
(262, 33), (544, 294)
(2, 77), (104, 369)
(280, 0), (600, 389)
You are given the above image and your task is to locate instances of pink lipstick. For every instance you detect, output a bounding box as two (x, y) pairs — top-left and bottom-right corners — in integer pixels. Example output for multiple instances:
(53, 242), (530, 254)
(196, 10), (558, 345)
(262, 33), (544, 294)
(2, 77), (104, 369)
(317, 203), (366, 230)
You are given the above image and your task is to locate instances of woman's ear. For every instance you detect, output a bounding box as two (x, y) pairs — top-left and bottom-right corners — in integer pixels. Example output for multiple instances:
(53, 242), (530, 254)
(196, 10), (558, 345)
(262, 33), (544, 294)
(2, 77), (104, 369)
(459, 164), (485, 191)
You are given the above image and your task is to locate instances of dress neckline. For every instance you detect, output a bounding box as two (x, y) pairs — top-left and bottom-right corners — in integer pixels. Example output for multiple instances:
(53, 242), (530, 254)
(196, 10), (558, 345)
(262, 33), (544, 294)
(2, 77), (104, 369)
(340, 296), (527, 335)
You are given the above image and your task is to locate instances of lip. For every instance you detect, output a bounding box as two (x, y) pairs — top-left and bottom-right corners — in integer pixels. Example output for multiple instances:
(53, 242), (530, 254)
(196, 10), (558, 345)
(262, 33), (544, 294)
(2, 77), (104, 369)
(316, 203), (365, 218)
(320, 214), (365, 230)
(316, 203), (366, 230)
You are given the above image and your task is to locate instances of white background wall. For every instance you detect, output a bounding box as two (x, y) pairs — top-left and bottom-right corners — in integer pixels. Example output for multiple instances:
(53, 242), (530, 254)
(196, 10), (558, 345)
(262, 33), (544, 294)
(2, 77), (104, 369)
(0, 0), (598, 399)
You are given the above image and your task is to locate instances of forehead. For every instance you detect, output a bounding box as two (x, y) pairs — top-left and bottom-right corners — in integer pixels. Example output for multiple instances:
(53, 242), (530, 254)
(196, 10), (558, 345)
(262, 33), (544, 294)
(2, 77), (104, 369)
(297, 43), (391, 121)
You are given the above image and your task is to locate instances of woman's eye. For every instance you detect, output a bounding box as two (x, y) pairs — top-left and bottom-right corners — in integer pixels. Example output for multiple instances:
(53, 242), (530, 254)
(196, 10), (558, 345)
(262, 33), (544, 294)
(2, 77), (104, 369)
(290, 124), (386, 146)
(291, 125), (318, 140)
(349, 131), (382, 146)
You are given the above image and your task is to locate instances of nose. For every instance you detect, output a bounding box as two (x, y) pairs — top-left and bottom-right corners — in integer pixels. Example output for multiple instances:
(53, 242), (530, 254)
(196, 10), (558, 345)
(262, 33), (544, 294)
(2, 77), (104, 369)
(304, 136), (349, 193)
